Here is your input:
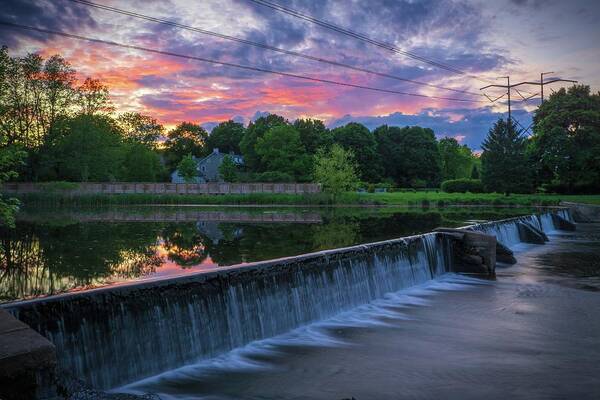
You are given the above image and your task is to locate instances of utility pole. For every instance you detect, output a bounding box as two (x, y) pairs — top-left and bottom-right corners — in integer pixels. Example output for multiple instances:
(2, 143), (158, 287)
(480, 74), (577, 135)
(481, 74), (578, 122)
(540, 71), (554, 103)
(480, 76), (512, 122)
(507, 76), (511, 122)
(510, 75), (577, 105)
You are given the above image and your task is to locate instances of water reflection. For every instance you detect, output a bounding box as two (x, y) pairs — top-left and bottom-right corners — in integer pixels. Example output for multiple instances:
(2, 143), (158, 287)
(0, 206), (543, 302)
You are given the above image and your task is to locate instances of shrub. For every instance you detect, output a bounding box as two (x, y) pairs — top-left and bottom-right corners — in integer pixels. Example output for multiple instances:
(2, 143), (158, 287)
(40, 181), (80, 192)
(441, 178), (484, 193)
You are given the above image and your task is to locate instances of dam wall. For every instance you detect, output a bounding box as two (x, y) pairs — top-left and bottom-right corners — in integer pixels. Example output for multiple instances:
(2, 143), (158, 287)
(2, 209), (571, 392)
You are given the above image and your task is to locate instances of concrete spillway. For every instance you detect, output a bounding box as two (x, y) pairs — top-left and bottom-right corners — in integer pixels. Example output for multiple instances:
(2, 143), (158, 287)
(1, 209), (572, 393)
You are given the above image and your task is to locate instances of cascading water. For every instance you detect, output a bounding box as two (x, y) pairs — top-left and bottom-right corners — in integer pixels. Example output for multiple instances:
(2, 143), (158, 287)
(469, 210), (571, 248)
(2, 209), (573, 392)
(5, 233), (452, 390)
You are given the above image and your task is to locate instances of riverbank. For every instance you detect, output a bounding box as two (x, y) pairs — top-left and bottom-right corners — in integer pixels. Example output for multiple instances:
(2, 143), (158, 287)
(10, 191), (600, 207)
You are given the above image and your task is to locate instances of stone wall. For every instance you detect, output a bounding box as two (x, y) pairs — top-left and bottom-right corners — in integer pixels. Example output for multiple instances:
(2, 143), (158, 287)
(1, 182), (321, 195)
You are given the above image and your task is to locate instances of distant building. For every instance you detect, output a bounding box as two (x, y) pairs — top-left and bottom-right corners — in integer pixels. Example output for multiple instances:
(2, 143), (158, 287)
(171, 148), (244, 183)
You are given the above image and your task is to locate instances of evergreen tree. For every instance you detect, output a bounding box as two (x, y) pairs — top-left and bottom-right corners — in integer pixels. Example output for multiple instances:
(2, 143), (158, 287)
(481, 118), (531, 195)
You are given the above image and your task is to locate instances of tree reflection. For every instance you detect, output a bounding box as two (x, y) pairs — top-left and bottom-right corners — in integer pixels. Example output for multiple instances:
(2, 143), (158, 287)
(160, 225), (208, 267)
(0, 222), (163, 301)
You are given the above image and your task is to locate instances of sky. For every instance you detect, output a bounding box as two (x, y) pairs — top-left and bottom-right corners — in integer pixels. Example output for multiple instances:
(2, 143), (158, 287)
(1, 0), (599, 149)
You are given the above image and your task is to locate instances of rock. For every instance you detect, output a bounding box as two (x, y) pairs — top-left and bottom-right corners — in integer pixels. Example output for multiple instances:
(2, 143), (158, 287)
(552, 214), (576, 231)
(517, 222), (546, 244)
(496, 241), (517, 264)
(0, 309), (57, 400)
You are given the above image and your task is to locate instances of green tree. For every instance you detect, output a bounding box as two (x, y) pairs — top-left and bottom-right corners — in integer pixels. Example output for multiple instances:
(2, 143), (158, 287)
(117, 112), (164, 148)
(438, 137), (475, 180)
(530, 85), (600, 192)
(121, 143), (164, 182)
(255, 125), (312, 181)
(293, 118), (331, 154)
(163, 122), (208, 171)
(0, 145), (25, 227)
(374, 125), (441, 187)
(331, 122), (382, 182)
(481, 118), (531, 195)
(240, 114), (287, 171)
(177, 153), (198, 183)
(207, 120), (245, 154)
(219, 154), (238, 182)
(313, 144), (359, 197)
(43, 114), (124, 181)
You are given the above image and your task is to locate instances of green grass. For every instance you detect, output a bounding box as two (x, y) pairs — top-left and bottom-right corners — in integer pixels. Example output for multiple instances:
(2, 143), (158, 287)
(355, 192), (600, 206)
(11, 190), (600, 207)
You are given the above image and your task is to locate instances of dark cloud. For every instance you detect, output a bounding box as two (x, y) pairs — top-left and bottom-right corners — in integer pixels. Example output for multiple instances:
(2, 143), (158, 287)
(0, 0), (97, 48)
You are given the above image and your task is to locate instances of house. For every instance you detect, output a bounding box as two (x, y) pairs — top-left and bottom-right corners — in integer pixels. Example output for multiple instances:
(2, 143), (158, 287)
(171, 148), (244, 183)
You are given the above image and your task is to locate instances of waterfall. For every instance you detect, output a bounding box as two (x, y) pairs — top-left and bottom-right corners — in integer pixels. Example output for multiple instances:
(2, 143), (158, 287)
(2, 208), (573, 391)
(468, 209), (572, 248)
(5, 233), (452, 390)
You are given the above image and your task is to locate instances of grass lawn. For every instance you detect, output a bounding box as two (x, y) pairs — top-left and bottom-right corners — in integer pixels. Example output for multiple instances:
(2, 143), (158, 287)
(12, 190), (600, 207)
(351, 192), (600, 206)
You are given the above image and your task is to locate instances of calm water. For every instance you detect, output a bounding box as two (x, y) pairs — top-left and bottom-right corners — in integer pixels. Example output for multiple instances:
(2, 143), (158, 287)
(0, 205), (543, 302)
(123, 223), (600, 400)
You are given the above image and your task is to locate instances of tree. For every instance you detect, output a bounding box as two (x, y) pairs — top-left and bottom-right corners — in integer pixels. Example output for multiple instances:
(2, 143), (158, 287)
(438, 137), (475, 181)
(374, 125), (441, 187)
(530, 85), (600, 192)
(77, 77), (114, 116)
(293, 118), (331, 154)
(331, 122), (382, 182)
(313, 144), (359, 197)
(0, 145), (25, 227)
(0, 48), (77, 149)
(163, 122), (208, 171)
(42, 114), (124, 181)
(206, 120), (244, 154)
(255, 125), (312, 181)
(219, 154), (238, 182)
(121, 143), (164, 182)
(177, 153), (198, 183)
(240, 114), (287, 171)
(117, 112), (164, 148)
(481, 118), (531, 195)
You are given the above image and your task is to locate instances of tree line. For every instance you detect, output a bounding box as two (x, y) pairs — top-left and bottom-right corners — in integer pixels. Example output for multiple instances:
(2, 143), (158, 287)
(0, 48), (481, 187)
(1, 47), (599, 225)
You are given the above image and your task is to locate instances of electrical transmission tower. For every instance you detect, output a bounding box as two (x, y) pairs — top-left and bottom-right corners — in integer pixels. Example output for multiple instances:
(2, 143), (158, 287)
(479, 74), (577, 133)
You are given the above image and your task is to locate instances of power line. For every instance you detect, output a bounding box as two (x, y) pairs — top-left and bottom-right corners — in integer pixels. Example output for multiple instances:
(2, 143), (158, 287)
(0, 21), (481, 103)
(247, 0), (495, 84)
(64, 0), (484, 98)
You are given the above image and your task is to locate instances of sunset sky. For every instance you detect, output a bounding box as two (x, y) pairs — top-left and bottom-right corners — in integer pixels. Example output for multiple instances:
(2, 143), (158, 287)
(1, 0), (599, 148)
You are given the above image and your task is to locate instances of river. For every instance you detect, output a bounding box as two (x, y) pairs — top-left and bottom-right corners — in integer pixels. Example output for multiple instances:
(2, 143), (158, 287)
(120, 221), (600, 399)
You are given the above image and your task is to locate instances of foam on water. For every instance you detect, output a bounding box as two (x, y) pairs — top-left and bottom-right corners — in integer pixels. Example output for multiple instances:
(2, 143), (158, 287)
(118, 274), (481, 396)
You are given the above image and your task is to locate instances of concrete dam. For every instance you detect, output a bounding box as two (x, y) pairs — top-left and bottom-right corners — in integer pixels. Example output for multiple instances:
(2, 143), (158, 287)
(1, 209), (574, 397)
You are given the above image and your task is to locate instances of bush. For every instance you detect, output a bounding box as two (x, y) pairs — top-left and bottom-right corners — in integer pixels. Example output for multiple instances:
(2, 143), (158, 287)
(441, 178), (484, 193)
(40, 181), (79, 192)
